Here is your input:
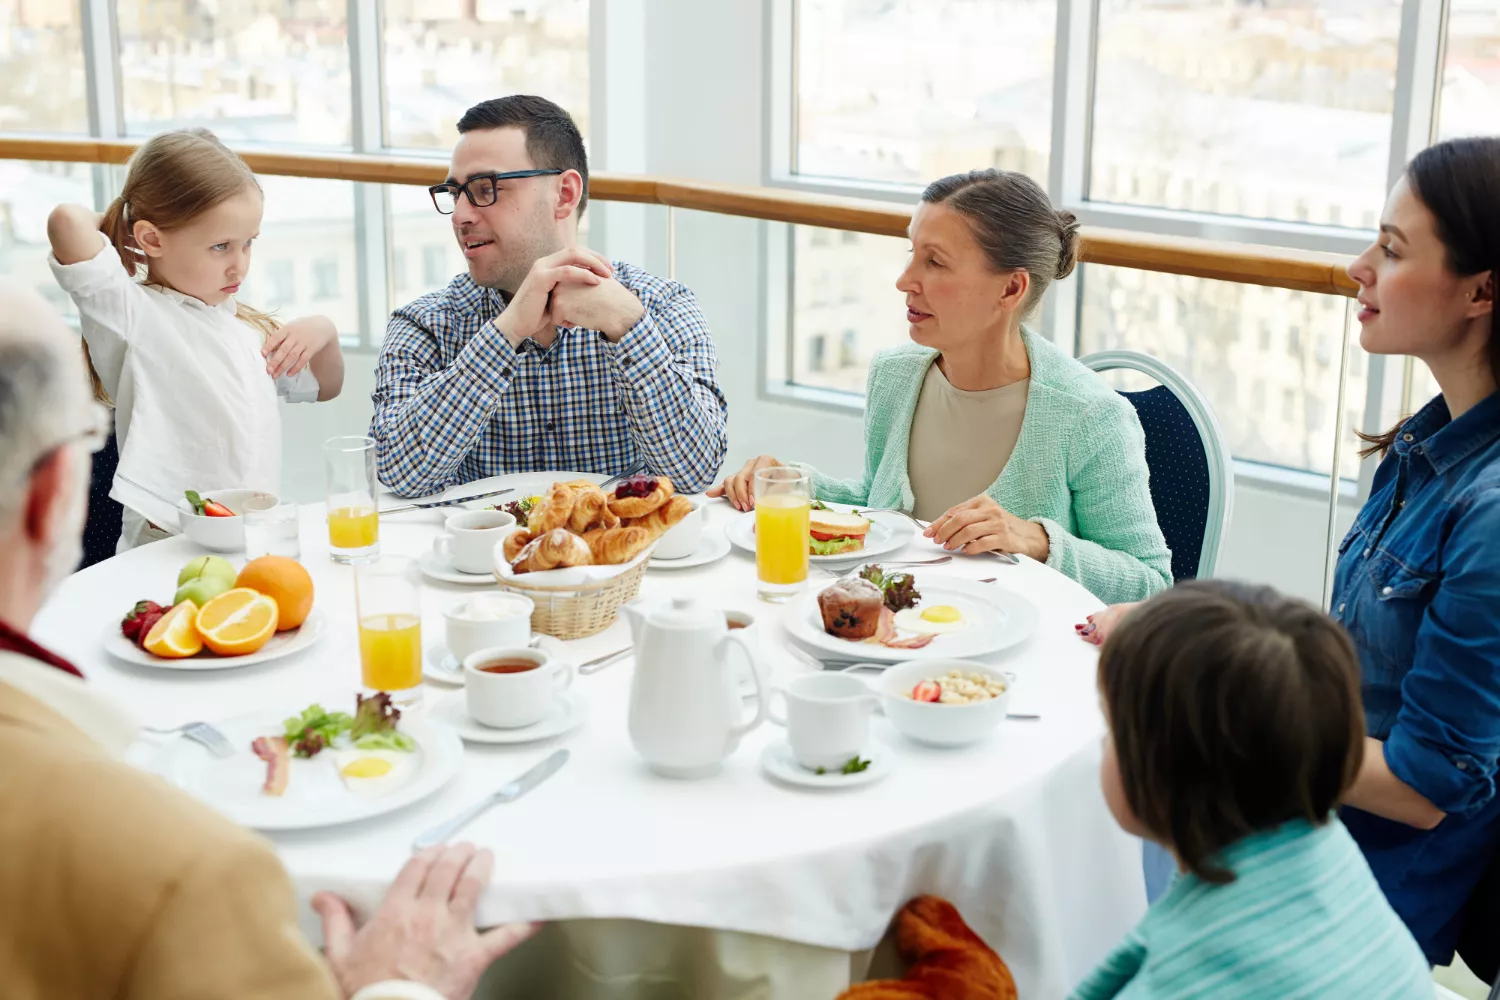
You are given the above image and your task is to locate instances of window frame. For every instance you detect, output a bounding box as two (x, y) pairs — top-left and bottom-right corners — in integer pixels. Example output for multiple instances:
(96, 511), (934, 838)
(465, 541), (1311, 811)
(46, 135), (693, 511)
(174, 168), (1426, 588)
(762, 0), (1449, 499)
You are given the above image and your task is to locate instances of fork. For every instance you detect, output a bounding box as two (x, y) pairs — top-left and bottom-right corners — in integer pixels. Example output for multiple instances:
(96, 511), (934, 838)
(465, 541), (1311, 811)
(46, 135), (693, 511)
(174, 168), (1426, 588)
(140, 721), (236, 758)
(859, 508), (1020, 566)
(599, 464), (648, 492)
(814, 555), (954, 577)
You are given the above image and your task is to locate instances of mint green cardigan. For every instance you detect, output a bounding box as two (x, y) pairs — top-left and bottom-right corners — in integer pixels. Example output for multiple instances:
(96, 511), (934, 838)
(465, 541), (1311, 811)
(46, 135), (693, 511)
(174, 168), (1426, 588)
(805, 329), (1173, 604)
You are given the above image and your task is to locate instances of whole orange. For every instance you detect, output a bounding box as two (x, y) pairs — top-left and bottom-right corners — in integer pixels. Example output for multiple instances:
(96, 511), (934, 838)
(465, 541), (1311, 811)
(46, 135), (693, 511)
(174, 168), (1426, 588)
(235, 556), (315, 630)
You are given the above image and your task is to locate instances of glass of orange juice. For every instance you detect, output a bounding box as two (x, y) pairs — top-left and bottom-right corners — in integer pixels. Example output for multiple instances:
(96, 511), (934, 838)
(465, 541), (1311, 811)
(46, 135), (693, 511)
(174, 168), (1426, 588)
(324, 435), (379, 564)
(354, 556), (423, 705)
(754, 466), (811, 603)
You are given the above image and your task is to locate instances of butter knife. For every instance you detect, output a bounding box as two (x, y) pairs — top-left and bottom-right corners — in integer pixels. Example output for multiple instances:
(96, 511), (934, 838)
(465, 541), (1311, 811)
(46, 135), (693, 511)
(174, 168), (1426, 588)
(411, 749), (569, 851)
(380, 487), (515, 516)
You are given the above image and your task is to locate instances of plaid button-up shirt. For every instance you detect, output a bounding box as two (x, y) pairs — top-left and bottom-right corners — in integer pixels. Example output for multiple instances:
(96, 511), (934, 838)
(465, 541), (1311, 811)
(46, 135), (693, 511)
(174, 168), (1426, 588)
(371, 262), (728, 497)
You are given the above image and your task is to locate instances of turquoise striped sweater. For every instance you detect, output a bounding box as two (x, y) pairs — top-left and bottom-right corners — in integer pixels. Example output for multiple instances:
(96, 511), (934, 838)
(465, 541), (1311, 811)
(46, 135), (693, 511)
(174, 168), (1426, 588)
(1070, 819), (1431, 1000)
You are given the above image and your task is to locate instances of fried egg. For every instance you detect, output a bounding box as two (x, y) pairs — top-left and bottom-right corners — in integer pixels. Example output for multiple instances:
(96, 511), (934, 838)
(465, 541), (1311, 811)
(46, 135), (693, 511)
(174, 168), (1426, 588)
(892, 604), (969, 635)
(329, 747), (417, 798)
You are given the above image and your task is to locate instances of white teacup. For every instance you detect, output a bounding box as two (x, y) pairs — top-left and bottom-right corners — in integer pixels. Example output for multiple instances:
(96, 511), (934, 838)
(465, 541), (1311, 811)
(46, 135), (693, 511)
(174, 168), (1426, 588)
(443, 593), (533, 662)
(464, 646), (574, 729)
(434, 509), (516, 574)
(769, 673), (880, 771)
(724, 608), (760, 690)
(652, 496), (706, 560)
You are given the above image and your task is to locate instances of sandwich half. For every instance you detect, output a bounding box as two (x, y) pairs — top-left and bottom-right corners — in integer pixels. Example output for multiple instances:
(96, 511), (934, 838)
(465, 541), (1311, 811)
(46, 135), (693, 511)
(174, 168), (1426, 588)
(809, 509), (872, 555)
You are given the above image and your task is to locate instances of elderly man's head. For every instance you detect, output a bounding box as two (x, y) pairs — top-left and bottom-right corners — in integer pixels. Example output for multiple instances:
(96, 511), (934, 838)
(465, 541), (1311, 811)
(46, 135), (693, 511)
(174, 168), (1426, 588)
(0, 281), (97, 629)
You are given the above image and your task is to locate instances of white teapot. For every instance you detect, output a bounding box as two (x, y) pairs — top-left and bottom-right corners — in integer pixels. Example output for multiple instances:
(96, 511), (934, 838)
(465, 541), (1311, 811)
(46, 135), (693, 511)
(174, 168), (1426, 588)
(623, 596), (768, 778)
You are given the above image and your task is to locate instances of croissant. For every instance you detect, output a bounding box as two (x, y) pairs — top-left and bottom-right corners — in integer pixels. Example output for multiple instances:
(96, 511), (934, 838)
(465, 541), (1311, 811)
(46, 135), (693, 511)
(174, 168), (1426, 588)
(567, 485), (608, 534)
(599, 506), (621, 530)
(607, 476), (675, 519)
(511, 528), (592, 574)
(580, 526), (652, 565)
(625, 495), (695, 541)
(528, 482), (577, 534)
(501, 528), (534, 564)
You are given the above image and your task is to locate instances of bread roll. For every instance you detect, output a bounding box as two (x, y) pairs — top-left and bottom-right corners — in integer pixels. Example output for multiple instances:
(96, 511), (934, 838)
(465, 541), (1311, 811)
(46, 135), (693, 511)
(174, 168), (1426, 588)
(607, 475), (675, 519)
(567, 485), (608, 533)
(511, 528), (592, 574)
(528, 483), (577, 534)
(581, 526), (652, 565)
(501, 528), (534, 564)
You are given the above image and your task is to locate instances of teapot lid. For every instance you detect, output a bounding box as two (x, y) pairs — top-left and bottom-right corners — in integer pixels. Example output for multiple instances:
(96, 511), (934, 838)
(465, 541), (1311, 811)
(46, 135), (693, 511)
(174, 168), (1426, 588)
(649, 595), (721, 630)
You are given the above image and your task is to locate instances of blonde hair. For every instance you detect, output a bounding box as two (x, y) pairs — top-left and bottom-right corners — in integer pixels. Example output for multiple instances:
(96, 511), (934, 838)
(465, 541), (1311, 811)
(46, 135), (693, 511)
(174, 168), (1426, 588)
(88, 128), (279, 400)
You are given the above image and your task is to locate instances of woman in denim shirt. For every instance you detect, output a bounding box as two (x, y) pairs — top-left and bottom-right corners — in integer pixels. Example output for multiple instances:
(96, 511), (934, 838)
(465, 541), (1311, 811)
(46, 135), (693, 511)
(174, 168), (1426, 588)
(1079, 136), (1499, 965)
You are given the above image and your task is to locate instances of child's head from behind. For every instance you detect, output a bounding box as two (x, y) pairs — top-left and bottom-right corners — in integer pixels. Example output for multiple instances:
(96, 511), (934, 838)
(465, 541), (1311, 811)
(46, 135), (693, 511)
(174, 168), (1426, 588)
(1097, 580), (1365, 884)
(101, 128), (262, 307)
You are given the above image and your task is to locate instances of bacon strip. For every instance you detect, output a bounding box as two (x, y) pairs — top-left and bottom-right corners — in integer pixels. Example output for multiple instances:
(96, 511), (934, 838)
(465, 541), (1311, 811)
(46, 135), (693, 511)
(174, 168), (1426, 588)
(873, 607), (937, 650)
(251, 736), (290, 797)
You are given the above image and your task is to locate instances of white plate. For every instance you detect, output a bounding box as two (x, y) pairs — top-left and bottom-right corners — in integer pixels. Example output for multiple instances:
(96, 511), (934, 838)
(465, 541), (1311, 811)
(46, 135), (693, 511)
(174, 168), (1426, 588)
(648, 532), (732, 570)
(418, 549), (496, 586)
(101, 608), (326, 671)
(759, 739), (892, 789)
(786, 578), (1039, 665)
(425, 643), (465, 686)
(428, 690), (585, 745)
(147, 712), (463, 831)
(725, 503), (917, 564)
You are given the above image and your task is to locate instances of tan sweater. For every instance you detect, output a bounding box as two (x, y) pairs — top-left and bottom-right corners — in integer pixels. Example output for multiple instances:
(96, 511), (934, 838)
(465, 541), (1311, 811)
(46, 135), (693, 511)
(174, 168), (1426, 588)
(907, 363), (1029, 521)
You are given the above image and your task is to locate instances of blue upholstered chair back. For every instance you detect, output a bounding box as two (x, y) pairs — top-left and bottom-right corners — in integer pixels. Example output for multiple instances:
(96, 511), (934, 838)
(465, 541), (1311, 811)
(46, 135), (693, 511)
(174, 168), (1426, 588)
(1079, 351), (1234, 581)
(79, 432), (122, 570)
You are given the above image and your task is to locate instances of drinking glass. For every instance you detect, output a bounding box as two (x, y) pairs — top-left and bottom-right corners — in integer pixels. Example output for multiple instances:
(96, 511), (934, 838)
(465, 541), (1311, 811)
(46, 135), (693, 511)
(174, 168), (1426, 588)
(324, 435), (379, 564)
(243, 500), (301, 560)
(353, 556), (423, 705)
(754, 466), (810, 603)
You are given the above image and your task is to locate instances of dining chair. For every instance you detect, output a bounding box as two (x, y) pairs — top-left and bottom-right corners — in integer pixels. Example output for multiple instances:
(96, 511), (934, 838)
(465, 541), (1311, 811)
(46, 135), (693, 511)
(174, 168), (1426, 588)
(1079, 350), (1234, 582)
(79, 432), (123, 570)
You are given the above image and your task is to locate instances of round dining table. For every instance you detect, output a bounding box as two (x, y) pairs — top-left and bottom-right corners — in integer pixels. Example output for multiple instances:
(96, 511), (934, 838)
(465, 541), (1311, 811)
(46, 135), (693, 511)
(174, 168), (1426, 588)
(32, 472), (1147, 1000)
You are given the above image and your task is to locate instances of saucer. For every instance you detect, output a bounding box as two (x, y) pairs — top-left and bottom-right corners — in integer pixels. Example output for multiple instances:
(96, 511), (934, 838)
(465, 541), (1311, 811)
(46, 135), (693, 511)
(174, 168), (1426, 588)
(759, 740), (893, 789)
(648, 532), (732, 570)
(418, 549), (495, 586)
(429, 690), (585, 745)
(424, 643), (465, 686)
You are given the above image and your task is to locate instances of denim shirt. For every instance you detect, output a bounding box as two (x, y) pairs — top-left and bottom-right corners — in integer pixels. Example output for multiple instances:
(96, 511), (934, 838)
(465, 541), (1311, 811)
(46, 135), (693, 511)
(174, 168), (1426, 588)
(1332, 390), (1500, 965)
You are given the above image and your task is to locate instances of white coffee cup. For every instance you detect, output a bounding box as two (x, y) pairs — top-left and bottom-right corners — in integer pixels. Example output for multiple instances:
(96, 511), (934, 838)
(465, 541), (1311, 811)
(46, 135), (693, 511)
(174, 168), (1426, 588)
(443, 593), (533, 662)
(463, 646), (574, 729)
(652, 496), (706, 560)
(769, 673), (880, 771)
(434, 509), (516, 574)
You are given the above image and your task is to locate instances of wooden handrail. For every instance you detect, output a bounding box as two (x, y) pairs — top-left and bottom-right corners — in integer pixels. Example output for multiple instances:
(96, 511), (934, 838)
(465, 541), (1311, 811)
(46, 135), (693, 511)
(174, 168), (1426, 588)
(2, 135), (1358, 297)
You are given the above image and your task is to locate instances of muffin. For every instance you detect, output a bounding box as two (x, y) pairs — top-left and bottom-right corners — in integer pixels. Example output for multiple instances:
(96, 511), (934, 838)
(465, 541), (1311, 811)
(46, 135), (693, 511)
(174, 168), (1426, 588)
(817, 577), (885, 640)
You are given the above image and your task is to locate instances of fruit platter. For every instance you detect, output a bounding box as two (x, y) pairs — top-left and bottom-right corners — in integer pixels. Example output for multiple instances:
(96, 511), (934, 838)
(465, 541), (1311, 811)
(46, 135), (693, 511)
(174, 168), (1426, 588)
(104, 555), (325, 670)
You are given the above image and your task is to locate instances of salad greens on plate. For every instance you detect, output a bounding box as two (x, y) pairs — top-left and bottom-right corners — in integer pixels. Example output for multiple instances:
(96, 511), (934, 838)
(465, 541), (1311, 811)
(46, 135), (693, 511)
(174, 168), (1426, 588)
(282, 693), (414, 758)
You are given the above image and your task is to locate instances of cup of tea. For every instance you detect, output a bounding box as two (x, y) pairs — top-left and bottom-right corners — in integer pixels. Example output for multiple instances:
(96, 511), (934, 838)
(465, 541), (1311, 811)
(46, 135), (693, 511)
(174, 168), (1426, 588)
(443, 593), (533, 662)
(434, 509), (516, 574)
(463, 646), (573, 729)
(769, 673), (880, 771)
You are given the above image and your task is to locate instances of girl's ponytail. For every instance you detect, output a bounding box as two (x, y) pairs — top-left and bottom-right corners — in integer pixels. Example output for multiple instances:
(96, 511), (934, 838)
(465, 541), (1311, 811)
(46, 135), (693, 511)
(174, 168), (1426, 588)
(98, 196), (137, 278)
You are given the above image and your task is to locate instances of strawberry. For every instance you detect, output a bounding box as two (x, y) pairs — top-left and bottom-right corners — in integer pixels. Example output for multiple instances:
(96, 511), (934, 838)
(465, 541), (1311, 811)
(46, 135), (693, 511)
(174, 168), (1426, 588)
(121, 600), (166, 643)
(202, 500), (234, 517)
(911, 680), (942, 703)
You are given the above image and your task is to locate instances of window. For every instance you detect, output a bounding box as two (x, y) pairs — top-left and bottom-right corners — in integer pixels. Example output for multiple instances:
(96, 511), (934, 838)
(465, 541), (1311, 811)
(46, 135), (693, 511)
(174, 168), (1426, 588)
(117, 1), (351, 146)
(381, 0), (590, 151)
(1089, 0), (1402, 228)
(0, 2), (87, 133)
(423, 246), (450, 289)
(1437, 3), (1500, 141)
(0, 160), (93, 322)
(385, 182), (463, 311)
(793, 0), (1055, 186)
(390, 248), (407, 293)
(235, 176), (357, 333)
(789, 226), (907, 393)
(1079, 265), (1368, 479)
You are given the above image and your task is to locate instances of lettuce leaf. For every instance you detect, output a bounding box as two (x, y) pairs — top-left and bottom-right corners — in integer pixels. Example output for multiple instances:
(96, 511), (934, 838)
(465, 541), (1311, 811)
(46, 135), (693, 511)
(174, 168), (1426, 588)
(810, 536), (864, 556)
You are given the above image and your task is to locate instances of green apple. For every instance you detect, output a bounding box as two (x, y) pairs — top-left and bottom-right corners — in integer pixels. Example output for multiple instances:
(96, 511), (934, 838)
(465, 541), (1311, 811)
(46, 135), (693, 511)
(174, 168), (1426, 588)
(174, 555), (237, 607)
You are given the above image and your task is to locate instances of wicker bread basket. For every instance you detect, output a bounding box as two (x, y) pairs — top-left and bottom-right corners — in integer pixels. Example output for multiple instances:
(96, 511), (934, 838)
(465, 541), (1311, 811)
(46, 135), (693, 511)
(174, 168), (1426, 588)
(492, 552), (651, 640)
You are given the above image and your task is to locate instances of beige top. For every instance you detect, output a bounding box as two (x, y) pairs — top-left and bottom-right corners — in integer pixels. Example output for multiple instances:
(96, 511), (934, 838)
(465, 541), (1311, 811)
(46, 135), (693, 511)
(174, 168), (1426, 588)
(907, 361), (1029, 522)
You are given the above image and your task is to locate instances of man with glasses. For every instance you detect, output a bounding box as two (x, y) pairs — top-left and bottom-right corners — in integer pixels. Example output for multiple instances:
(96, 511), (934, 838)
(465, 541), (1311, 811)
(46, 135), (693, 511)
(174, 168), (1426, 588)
(371, 95), (728, 497)
(0, 280), (539, 998)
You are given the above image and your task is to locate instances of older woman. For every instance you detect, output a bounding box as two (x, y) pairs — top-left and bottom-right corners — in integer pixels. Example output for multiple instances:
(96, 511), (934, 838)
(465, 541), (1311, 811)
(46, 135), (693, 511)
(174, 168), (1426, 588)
(1084, 137), (1500, 966)
(710, 169), (1172, 605)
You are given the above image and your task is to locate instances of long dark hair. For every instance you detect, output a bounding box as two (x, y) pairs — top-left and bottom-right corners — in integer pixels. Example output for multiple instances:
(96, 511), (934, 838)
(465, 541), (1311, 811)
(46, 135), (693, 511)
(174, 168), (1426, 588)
(1359, 137), (1500, 458)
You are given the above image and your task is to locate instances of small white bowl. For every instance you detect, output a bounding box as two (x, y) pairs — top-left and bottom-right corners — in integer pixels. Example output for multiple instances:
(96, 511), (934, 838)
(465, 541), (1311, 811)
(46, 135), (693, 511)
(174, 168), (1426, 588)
(180, 487), (278, 552)
(877, 659), (1015, 748)
(652, 495), (707, 561)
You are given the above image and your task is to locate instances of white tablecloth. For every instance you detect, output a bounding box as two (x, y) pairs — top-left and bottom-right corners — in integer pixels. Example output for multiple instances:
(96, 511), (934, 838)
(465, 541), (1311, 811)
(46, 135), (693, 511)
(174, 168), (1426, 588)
(32, 473), (1146, 998)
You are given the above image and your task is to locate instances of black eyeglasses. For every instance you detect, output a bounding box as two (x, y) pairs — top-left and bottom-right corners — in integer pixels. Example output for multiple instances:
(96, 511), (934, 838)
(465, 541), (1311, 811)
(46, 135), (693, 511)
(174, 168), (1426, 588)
(428, 169), (564, 214)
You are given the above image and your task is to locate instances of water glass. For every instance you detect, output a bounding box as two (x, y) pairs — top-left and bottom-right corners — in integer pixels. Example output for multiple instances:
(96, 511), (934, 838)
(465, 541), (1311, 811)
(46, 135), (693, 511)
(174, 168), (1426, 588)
(353, 556), (422, 705)
(754, 466), (810, 603)
(324, 435), (379, 564)
(243, 500), (301, 560)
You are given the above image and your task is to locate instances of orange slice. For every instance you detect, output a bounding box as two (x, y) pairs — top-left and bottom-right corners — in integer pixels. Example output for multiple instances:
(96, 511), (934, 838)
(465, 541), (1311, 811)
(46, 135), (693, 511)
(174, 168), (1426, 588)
(143, 601), (203, 658)
(195, 588), (279, 657)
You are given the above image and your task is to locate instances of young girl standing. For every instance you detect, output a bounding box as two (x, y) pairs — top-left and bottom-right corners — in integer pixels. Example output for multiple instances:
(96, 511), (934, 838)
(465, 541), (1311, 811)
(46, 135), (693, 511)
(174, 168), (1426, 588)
(47, 128), (344, 551)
